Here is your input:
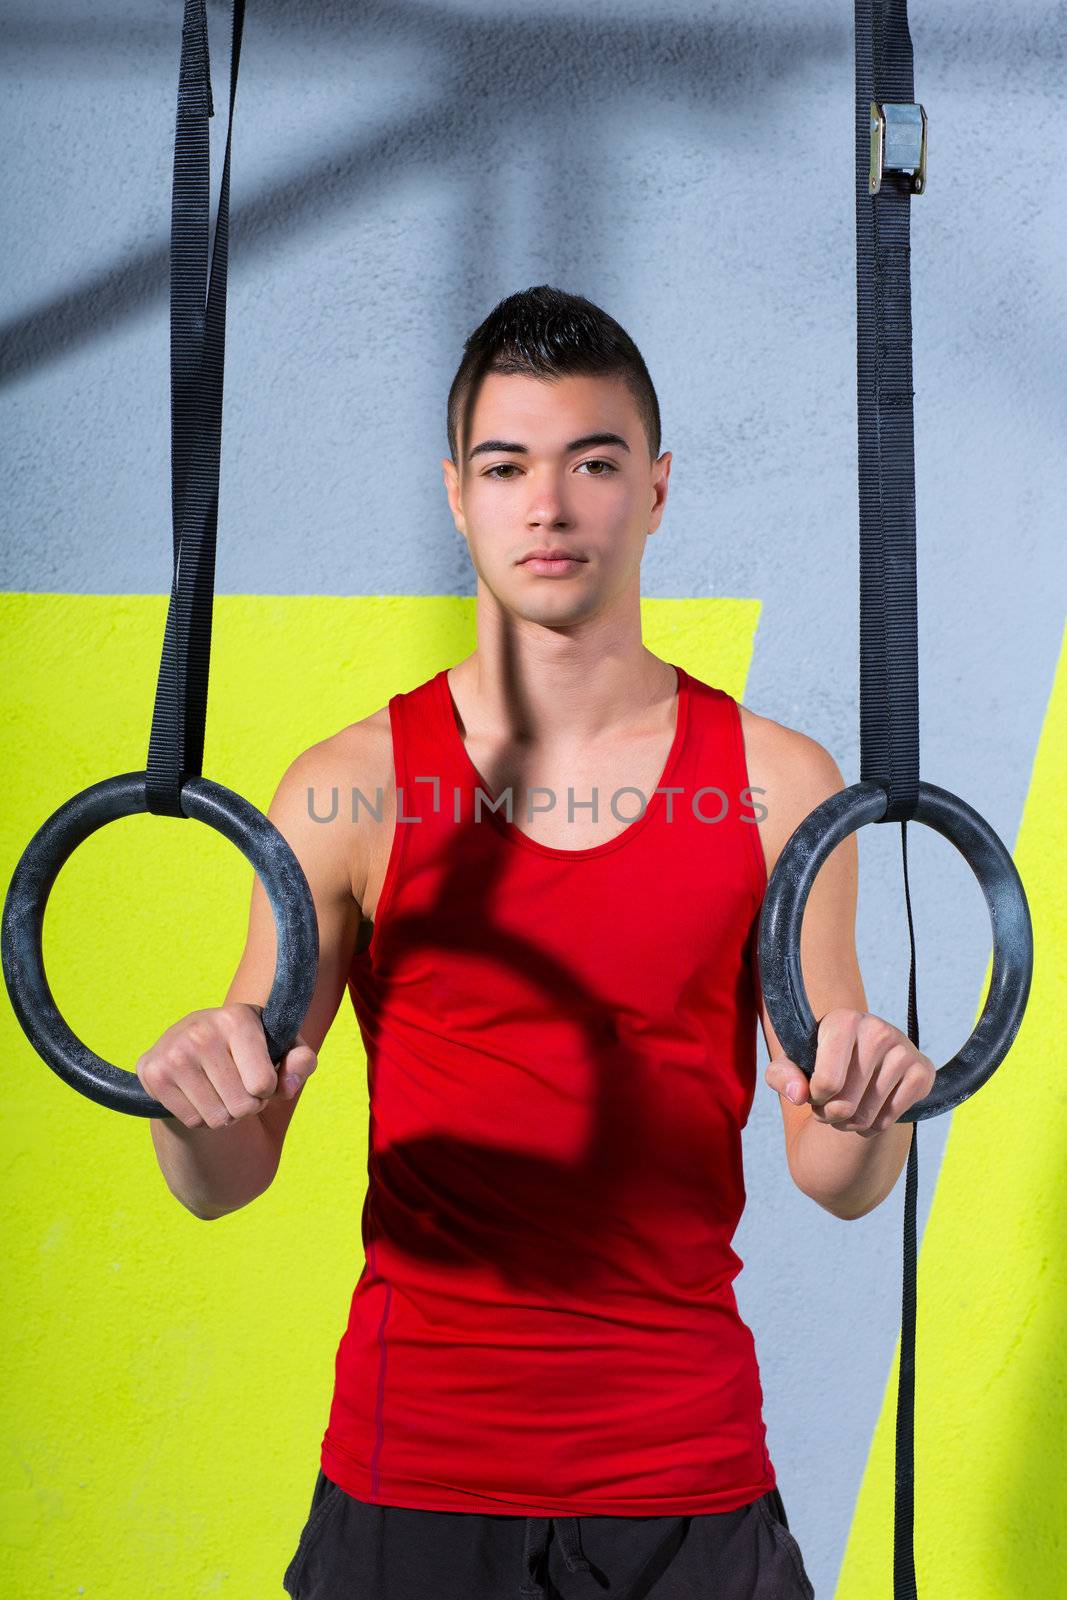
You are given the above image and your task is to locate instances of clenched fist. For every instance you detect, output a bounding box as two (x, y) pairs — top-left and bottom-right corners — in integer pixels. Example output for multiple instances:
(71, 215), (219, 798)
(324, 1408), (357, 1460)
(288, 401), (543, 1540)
(136, 1002), (317, 1128)
(766, 1008), (934, 1137)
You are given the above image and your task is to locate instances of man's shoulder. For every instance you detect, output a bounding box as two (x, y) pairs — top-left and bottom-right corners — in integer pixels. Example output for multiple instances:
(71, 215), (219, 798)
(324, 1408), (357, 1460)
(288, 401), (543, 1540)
(738, 702), (842, 779)
(736, 702), (847, 856)
(267, 705), (397, 914)
(291, 702), (395, 793)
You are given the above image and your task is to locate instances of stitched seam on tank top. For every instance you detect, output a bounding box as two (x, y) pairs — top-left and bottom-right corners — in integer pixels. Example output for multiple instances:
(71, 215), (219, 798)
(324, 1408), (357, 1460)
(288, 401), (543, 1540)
(366, 1058), (392, 1505)
(353, 692), (410, 961)
(727, 692), (768, 907)
(436, 664), (690, 861)
(367, 1240), (392, 1502)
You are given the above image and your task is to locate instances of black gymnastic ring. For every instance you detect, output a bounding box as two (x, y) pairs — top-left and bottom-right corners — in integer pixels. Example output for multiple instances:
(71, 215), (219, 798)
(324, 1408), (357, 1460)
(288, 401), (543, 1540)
(1, 772), (319, 1118)
(756, 779), (1033, 1122)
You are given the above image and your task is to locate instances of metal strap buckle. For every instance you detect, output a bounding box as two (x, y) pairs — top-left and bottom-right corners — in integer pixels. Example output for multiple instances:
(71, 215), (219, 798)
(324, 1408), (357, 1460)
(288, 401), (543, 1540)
(869, 101), (927, 195)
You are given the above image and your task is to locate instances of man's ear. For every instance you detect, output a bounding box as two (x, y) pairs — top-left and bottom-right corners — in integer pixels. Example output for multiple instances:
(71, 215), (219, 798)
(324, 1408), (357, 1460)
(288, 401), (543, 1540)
(441, 457), (467, 536)
(648, 450), (672, 535)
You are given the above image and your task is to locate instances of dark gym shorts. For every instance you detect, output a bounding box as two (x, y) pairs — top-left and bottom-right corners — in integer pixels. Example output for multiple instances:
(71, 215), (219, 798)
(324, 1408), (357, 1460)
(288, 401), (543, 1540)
(282, 1467), (815, 1599)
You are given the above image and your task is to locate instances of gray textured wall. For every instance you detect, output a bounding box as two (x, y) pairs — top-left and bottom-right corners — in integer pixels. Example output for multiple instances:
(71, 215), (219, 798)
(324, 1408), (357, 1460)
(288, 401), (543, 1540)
(3, 2), (1064, 1594)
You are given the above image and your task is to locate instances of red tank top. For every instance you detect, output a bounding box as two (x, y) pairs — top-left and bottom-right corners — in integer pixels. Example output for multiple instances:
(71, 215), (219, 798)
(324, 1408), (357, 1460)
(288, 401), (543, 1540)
(320, 662), (778, 1515)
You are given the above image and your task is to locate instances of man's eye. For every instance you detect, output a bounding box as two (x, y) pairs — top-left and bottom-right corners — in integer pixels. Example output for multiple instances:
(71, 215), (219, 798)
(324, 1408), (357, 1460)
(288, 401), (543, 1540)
(484, 460), (618, 479)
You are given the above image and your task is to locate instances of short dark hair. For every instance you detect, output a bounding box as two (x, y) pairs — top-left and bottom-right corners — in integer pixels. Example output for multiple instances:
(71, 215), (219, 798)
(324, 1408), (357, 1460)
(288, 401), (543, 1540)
(446, 285), (662, 468)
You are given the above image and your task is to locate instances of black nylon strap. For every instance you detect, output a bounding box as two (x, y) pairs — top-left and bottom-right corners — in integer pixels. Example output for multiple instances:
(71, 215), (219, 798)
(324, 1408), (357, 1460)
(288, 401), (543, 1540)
(145, 0), (246, 816)
(856, 0), (920, 823)
(855, 4), (922, 1595)
(894, 822), (920, 1600)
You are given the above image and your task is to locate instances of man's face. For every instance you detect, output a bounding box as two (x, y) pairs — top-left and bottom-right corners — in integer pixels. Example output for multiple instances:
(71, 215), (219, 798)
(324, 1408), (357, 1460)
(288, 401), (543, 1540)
(441, 371), (671, 628)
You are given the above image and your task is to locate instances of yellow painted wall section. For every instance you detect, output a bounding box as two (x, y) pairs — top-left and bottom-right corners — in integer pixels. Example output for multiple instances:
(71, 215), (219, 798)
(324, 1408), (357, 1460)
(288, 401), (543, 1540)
(835, 621), (1066, 1598)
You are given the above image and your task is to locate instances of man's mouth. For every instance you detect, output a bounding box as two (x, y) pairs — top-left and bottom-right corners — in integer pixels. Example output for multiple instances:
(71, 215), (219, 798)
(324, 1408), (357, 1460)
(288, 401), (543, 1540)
(519, 555), (587, 574)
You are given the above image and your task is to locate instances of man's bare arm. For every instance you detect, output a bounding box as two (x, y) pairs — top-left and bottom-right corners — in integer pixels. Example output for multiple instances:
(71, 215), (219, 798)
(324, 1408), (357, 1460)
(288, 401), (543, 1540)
(746, 717), (921, 1220)
(146, 736), (362, 1219)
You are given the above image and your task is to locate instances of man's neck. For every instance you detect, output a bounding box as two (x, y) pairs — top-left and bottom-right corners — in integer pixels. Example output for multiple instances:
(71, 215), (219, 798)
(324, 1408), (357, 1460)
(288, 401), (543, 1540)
(450, 642), (677, 749)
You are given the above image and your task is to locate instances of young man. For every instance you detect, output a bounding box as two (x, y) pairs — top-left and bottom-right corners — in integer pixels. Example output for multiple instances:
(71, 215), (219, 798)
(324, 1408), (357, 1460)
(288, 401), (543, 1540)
(142, 286), (933, 1599)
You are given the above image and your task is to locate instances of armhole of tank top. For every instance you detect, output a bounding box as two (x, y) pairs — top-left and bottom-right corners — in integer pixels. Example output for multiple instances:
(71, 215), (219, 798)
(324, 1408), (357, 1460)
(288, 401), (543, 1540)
(727, 691), (768, 908)
(357, 692), (408, 954)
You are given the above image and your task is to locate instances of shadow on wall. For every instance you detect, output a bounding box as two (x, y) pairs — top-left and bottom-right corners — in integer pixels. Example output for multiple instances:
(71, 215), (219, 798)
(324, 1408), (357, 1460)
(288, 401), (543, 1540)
(2, 0), (1053, 386)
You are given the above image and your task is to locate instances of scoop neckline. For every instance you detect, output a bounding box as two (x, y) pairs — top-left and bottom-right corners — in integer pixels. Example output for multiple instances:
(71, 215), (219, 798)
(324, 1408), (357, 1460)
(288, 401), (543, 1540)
(435, 662), (691, 861)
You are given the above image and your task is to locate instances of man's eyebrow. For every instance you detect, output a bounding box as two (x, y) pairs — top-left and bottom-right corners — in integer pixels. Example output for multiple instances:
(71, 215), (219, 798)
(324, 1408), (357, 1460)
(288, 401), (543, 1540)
(467, 432), (632, 461)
